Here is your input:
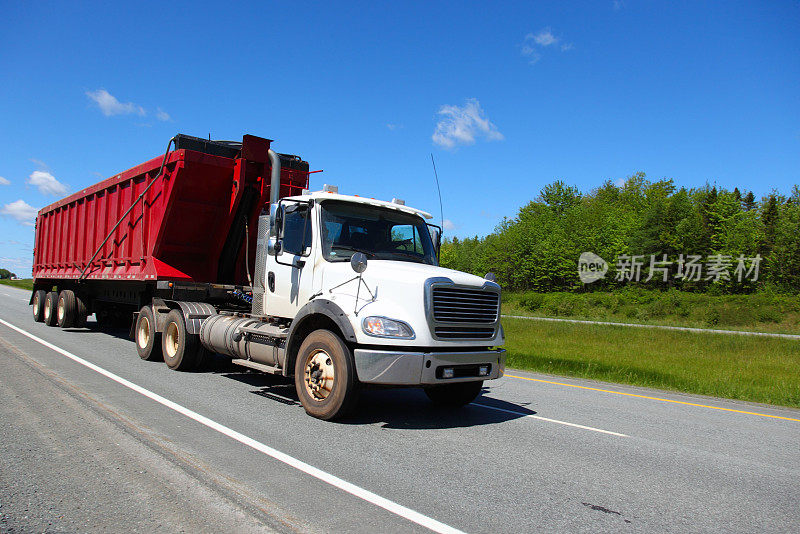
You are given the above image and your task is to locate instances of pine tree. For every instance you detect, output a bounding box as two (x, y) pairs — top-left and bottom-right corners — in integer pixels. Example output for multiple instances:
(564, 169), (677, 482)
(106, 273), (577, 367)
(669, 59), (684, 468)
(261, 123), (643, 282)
(742, 191), (756, 211)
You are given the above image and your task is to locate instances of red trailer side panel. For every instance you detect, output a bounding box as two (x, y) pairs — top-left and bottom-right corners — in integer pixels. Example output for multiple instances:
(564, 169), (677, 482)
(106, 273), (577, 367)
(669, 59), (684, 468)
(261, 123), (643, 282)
(32, 136), (308, 285)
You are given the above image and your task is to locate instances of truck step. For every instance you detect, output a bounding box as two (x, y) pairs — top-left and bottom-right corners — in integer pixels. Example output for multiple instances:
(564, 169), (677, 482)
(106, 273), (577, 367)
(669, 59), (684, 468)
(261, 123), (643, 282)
(231, 358), (283, 374)
(238, 324), (289, 340)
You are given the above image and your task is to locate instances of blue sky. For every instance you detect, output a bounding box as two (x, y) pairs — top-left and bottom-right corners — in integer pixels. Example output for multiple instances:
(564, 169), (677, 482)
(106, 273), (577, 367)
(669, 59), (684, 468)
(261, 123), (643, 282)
(1, 1), (798, 275)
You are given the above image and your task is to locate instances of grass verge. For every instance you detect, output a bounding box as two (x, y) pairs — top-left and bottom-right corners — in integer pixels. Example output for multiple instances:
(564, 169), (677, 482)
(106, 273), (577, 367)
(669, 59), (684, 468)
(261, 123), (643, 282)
(503, 317), (800, 409)
(503, 289), (800, 335)
(0, 279), (33, 291)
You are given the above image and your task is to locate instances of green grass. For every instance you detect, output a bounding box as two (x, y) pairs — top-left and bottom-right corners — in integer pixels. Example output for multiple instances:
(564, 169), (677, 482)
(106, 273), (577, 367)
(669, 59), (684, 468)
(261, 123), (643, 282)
(504, 317), (800, 408)
(503, 288), (800, 335)
(0, 279), (33, 291)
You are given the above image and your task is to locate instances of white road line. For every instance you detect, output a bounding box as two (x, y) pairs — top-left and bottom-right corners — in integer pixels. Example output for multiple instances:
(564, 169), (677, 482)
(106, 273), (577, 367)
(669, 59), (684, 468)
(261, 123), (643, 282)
(501, 314), (800, 340)
(0, 318), (464, 534)
(473, 403), (628, 437)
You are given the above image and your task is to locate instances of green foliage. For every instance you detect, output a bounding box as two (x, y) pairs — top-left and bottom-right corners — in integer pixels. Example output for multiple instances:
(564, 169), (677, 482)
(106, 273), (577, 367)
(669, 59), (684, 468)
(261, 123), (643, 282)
(504, 318), (800, 408)
(0, 279), (33, 290)
(503, 289), (800, 333)
(441, 174), (800, 293)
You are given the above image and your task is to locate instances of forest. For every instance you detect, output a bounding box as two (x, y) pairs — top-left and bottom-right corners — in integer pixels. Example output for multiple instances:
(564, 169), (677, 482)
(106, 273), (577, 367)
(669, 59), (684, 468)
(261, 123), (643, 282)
(440, 173), (800, 294)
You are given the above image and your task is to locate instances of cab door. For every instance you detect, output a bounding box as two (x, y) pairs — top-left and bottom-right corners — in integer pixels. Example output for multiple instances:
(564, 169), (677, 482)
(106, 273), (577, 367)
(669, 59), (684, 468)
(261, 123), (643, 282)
(266, 201), (315, 319)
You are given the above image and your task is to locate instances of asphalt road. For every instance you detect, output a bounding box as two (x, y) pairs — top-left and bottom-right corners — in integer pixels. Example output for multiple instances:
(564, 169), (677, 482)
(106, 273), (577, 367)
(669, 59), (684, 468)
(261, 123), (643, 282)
(0, 284), (798, 533)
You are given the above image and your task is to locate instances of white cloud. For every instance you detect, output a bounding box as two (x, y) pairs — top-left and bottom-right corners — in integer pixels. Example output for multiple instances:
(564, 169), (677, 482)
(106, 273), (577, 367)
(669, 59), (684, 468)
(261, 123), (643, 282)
(432, 99), (504, 149)
(0, 256), (33, 273)
(442, 219), (456, 231)
(86, 89), (146, 117)
(27, 170), (68, 196)
(0, 199), (39, 226)
(156, 108), (171, 121)
(0, 176), (9, 186)
(530, 28), (557, 47)
(386, 123), (401, 131)
(615, 177), (626, 187)
(522, 28), (573, 63)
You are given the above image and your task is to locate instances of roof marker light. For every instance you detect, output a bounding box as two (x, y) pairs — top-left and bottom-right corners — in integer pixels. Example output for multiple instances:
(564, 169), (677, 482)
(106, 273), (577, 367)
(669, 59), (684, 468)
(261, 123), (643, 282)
(392, 198), (405, 205)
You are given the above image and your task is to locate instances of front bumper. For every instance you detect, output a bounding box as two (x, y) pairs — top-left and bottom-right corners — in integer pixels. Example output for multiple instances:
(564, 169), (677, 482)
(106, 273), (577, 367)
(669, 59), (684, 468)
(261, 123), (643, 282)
(353, 348), (506, 385)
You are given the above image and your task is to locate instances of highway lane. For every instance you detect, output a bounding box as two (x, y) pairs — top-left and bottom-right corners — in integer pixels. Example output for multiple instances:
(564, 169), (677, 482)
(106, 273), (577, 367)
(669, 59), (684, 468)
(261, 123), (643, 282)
(1, 284), (798, 533)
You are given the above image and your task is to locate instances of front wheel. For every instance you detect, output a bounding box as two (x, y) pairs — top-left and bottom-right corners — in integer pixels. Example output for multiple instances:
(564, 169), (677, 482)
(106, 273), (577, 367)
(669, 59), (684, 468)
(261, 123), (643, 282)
(424, 381), (484, 407)
(294, 330), (358, 420)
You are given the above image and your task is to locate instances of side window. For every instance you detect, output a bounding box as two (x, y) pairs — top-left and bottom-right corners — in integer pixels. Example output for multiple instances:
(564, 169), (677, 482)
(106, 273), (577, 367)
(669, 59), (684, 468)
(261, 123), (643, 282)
(282, 205), (312, 256)
(389, 224), (423, 254)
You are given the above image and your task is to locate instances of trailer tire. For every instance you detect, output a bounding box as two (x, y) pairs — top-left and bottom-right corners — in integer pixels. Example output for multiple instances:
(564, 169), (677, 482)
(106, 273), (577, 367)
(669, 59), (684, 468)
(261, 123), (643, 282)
(43, 291), (59, 326)
(32, 290), (47, 322)
(135, 306), (162, 361)
(424, 381), (484, 407)
(294, 329), (358, 421)
(162, 309), (201, 371)
(74, 295), (89, 327)
(57, 290), (78, 328)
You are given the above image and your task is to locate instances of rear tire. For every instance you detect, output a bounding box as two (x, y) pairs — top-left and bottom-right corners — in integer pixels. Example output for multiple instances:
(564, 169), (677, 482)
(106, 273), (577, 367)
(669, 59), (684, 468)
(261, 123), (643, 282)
(294, 329), (358, 420)
(424, 381), (484, 407)
(135, 306), (162, 361)
(74, 295), (89, 328)
(57, 290), (78, 328)
(43, 291), (59, 326)
(162, 309), (201, 371)
(32, 290), (46, 322)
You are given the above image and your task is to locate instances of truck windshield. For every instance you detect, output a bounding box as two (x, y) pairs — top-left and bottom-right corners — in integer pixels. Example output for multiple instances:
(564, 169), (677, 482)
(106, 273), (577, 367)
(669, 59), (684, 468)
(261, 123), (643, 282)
(320, 200), (437, 265)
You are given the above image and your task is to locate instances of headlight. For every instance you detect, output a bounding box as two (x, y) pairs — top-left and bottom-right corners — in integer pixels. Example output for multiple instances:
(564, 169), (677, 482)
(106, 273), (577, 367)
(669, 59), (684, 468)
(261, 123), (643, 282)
(362, 316), (415, 339)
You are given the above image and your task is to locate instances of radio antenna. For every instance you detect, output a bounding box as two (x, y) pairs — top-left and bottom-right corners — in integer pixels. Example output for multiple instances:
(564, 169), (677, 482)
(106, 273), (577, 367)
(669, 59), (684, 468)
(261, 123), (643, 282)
(430, 153), (444, 232)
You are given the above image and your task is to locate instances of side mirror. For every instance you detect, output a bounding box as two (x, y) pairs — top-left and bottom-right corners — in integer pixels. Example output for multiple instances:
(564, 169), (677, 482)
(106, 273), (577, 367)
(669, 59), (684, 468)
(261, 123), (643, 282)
(269, 203), (283, 256)
(428, 224), (442, 261)
(350, 252), (368, 273)
(270, 203), (283, 238)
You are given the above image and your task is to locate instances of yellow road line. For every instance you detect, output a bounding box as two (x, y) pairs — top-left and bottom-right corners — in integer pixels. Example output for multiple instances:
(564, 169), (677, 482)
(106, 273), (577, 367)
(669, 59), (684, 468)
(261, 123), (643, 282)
(505, 374), (800, 422)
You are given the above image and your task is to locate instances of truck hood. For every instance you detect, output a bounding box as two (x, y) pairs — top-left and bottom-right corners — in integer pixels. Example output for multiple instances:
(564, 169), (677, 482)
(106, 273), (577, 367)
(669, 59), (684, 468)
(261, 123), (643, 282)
(323, 260), (490, 291)
(320, 260), (502, 347)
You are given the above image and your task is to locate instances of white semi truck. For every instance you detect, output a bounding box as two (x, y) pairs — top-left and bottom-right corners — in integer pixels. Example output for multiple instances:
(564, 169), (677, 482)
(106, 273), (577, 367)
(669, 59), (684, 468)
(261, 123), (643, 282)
(31, 134), (506, 420)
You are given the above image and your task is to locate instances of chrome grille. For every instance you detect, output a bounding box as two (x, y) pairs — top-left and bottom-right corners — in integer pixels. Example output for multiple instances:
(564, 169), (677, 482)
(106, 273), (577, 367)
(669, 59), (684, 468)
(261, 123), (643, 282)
(432, 287), (500, 324)
(434, 326), (496, 339)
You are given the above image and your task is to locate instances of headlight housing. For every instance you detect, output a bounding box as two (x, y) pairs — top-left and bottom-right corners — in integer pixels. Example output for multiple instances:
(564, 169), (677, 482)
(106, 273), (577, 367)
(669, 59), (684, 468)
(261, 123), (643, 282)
(362, 316), (415, 339)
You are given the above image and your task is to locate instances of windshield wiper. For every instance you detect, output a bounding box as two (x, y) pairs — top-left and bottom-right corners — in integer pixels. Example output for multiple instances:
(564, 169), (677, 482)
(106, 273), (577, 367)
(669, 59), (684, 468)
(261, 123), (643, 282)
(330, 245), (377, 258)
(385, 251), (430, 263)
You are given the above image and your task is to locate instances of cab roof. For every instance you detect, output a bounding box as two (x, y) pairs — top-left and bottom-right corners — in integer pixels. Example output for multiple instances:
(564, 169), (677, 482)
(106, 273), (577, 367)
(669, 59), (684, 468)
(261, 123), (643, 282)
(287, 190), (434, 220)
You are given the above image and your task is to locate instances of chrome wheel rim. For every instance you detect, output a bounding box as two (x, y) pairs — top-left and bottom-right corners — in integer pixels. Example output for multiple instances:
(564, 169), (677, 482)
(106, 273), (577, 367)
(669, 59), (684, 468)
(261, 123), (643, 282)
(165, 322), (179, 359)
(57, 299), (65, 322)
(304, 349), (335, 401)
(44, 297), (51, 321)
(33, 294), (40, 313)
(137, 316), (151, 349)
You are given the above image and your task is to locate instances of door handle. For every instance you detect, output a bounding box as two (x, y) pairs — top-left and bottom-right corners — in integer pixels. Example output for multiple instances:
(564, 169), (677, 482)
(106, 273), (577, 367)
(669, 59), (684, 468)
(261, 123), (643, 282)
(268, 271), (275, 292)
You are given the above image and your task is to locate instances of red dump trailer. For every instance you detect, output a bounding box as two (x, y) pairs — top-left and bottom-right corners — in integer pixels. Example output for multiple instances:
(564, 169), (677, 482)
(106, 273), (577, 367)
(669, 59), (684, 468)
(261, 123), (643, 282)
(31, 134), (309, 327)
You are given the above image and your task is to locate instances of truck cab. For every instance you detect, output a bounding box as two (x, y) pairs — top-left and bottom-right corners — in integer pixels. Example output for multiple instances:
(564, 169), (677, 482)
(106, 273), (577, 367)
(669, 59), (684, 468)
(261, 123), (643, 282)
(253, 187), (506, 418)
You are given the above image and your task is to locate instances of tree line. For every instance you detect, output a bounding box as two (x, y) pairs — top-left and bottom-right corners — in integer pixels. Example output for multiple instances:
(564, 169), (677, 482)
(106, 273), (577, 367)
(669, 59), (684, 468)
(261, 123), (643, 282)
(0, 268), (18, 280)
(440, 173), (800, 293)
